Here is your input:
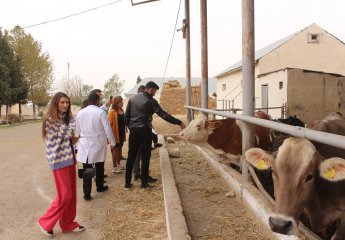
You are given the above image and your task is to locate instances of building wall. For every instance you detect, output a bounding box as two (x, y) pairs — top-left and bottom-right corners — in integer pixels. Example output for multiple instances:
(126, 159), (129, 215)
(287, 69), (344, 122)
(260, 24), (345, 76)
(216, 65), (260, 111)
(256, 69), (288, 119)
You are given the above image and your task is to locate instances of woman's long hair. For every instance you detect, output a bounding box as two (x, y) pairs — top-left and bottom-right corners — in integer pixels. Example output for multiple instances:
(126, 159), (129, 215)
(42, 92), (72, 138)
(111, 96), (124, 113)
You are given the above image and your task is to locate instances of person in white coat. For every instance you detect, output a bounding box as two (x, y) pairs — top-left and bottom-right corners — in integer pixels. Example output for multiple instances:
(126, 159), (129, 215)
(76, 92), (116, 200)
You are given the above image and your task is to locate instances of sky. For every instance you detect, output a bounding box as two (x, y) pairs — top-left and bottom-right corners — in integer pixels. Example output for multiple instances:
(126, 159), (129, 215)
(2, 0), (345, 94)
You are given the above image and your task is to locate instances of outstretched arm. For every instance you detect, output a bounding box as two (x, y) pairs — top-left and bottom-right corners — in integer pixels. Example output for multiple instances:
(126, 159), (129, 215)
(152, 98), (184, 127)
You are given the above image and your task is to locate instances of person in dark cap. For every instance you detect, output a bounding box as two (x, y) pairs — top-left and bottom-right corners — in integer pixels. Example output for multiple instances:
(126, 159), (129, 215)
(124, 81), (186, 189)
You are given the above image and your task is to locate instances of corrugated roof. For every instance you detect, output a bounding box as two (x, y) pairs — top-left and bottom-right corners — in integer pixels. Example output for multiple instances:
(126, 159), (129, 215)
(215, 27), (306, 78)
(125, 77), (217, 96)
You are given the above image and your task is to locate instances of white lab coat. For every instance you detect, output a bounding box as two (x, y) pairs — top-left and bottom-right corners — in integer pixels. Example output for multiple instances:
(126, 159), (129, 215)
(76, 105), (116, 164)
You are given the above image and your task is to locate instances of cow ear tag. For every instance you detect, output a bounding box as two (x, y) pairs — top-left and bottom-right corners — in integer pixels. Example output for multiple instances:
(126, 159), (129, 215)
(324, 168), (336, 180)
(257, 159), (268, 170)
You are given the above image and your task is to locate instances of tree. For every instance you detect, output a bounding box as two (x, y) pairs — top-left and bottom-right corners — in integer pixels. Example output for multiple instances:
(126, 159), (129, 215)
(0, 29), (11, 116)
(61, 75), (93, 106)
(8, 26), (53, 118)
(103, 73), (124, 99)
(0, 29), (28, 120)
(136, 75), (142, 84)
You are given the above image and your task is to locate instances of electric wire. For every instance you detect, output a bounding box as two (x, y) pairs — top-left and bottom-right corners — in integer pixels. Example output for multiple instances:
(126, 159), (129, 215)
(161, 0), (182, 84)
(23, 0), (123, 29)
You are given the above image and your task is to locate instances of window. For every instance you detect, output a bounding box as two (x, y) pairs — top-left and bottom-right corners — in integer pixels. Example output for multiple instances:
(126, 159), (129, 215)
(308, 33), (320, 43)
(222, 84), (226, 91)
(279, 81), (283, 89)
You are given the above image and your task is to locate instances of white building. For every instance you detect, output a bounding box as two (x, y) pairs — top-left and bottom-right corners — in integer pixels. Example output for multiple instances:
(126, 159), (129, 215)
(215, 23), (345, 119)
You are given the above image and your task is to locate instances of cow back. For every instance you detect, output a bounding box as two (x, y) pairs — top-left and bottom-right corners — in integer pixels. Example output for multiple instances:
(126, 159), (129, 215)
(306, 112), (345, 158)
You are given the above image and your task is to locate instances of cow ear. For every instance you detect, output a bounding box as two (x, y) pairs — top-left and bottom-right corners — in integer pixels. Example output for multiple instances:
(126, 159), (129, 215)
(245, 148), (273, 170)
(207, 120), (222, 129)
(319, 157), (345, 182)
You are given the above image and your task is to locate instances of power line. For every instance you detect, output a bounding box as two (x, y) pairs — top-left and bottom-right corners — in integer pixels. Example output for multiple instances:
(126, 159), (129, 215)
(23, 0), (123, 29)
(161, 0), (182, 82)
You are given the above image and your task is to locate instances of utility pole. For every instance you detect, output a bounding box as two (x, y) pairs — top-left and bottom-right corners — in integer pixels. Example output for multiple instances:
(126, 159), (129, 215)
(184, 0), (192, 123)
(200, 0), (208, 118)
(241, 0), (255, 189)
(68, 62), (70, 82)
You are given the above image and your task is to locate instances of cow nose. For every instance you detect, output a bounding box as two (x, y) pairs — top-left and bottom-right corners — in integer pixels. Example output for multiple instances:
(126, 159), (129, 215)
(269, 216), (293, 235)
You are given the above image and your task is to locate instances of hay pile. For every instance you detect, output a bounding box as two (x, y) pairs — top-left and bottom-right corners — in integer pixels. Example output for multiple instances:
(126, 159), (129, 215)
(101, 150), (167, 240)
(168, 140), (270, 240)
(159, 80), (217, 115)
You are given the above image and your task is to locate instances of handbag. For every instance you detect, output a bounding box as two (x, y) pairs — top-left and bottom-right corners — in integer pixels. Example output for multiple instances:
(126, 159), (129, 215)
(70, 140), (95, 179)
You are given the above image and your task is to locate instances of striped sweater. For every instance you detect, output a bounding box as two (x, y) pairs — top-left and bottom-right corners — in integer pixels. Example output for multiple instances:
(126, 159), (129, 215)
(45, 116), (75, 170)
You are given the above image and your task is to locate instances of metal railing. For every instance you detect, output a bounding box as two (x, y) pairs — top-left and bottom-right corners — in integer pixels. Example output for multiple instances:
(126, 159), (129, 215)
(185, 105), (345, 152)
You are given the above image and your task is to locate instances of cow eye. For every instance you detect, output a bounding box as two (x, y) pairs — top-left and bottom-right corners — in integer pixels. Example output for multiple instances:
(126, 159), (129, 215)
(196, 125), (201, 131)
(305, 174), (313, 182)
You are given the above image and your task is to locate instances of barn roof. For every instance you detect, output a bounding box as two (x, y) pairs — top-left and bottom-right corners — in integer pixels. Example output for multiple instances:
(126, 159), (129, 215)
(125, 77), (217, 96)
(214, 23), (336, 78)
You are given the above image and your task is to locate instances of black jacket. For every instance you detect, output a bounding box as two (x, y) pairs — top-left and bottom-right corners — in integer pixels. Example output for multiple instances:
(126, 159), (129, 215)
(125, 92), (181, 130)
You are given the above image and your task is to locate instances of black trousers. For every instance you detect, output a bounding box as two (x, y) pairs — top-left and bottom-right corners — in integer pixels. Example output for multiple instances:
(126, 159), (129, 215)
(126, 127), (152, 185)
(82, 161), (104, 197)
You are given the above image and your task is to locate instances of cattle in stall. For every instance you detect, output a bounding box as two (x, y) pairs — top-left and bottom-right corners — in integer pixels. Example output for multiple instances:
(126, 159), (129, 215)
(277, 115), (305, 127)
(178, 111), (273, 157)
(246, 137), (345, 240)
(306, 112), (345, 158)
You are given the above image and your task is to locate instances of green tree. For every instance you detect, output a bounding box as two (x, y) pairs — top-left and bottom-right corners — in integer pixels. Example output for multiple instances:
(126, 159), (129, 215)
(8, 26), (53, 118)
(136, 75), (142, 84)
(0, 29), (28, 120)
(103, 73), (124, 98)
(0, 29), (11, 117)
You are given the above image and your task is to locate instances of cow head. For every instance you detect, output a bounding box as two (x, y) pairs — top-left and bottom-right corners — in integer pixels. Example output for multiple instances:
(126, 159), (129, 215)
(178, 117), (222, 143)
(245, 137), (323, 235)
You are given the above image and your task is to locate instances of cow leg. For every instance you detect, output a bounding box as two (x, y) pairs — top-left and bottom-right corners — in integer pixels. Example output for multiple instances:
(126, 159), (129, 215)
(331, 213), (345, 240)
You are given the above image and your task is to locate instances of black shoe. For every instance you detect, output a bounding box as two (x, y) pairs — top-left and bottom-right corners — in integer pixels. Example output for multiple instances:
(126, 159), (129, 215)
(124, 183), (133, 190)
(97, 186), (109, 192)
(147, 176), (158, 183)
(37, 222), (54, 237)
(134, 174), (141, 181)
(83, 195), (92, 201)
(154, 143), (163, 148)
(120, 156), (127, 160)
(72, 226), (85, 232)
(140, 182), (155, 189)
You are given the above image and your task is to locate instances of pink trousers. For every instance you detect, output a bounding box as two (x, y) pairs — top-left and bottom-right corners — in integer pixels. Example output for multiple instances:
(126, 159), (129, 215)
(38, 164), (79, 232)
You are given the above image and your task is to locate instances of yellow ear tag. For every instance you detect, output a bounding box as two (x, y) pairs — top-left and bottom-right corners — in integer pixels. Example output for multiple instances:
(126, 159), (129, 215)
(325, 168), (336, 180)
(257, 159), (267, 170)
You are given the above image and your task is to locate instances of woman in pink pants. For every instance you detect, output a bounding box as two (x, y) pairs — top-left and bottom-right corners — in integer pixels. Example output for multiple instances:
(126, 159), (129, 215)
(38, 92), (84, 237)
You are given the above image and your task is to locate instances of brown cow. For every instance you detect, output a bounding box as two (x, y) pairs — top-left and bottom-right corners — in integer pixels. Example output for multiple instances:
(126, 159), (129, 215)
(246, 137), (345, 239)
(179, 111), (273, 157)
(306, 112), (345, 158)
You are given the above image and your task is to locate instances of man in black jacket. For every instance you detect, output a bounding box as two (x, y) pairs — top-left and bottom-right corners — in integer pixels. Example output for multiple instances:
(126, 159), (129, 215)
(125, 81), (185, 189)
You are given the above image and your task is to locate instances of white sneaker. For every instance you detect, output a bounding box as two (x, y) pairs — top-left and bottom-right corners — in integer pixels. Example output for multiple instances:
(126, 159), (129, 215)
(113, 167), (122, 173)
